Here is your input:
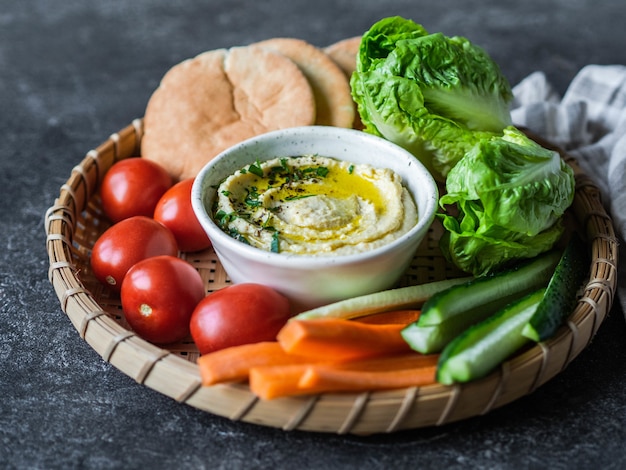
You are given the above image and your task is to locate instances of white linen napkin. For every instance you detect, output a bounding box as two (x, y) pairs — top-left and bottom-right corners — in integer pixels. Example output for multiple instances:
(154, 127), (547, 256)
(510, 65), (626, 316)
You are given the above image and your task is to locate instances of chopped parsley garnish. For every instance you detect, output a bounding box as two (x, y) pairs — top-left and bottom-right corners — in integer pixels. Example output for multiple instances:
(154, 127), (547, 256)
(299, 166), (329, 178)
(247, 159), (264, 177)
(214, 209), (235, 226)
(270, 231), (280, 253)
(228, 228), (250, 245)
(261, 214), (275, 229)
(316, 166), (330, 177)
(244, 187), (262, 207)
(214, 209), (249, 228)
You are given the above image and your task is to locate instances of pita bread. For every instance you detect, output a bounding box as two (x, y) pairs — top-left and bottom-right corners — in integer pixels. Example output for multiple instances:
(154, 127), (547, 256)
(324, 36), (361, 77)
(142, 46), (316, 181)
(253, 37), (354, 128)
(324, 36), (363, 130)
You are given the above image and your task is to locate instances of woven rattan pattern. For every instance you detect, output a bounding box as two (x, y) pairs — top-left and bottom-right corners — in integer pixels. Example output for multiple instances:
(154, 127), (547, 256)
(45, 119), (619, 434)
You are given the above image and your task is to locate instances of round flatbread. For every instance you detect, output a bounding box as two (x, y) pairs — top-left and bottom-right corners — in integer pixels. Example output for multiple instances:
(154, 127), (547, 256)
(142, 46), (316, 181)
(324, 36), (361, 78)
(324, 36), (363, 130)
(253, 37), (355, 128)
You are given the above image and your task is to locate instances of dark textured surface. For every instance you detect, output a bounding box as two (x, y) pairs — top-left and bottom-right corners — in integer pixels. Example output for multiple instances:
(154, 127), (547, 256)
(2, 1), (626, 468)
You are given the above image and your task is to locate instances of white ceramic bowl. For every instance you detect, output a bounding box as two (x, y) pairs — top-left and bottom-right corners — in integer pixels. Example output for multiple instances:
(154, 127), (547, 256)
(191, 126), (438, 312)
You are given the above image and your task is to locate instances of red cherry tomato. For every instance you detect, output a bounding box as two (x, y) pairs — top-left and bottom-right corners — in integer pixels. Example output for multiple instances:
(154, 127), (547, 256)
(100, 157), (172, 223)
(121, 255), (206, 344)
(90, 216), (178, 292)
(153, 178), (212, 252)
(190, 283), (292, 354)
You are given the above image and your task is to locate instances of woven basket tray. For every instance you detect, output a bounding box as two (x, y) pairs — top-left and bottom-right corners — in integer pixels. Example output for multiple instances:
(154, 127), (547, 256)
(45, 119), (619, 435)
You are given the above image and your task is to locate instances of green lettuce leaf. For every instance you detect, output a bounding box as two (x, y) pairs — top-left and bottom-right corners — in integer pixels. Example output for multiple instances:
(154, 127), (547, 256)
(438, 127), (576, 276)
(351, 16), (513, 180)
(356, 16), (429, 72)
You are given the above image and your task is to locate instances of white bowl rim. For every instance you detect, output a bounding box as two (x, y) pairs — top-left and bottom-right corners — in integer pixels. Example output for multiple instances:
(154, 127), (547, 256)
(191, 125), (438, 269)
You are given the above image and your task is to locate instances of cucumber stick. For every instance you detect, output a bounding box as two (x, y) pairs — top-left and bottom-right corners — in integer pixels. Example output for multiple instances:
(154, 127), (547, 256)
(436, 288), (545, 385)
(401, 316), (470, 353)
(402, 250), (560, 354)
(522, 234), (589, 341)
(417, 250), (561, 326)
(293, 277), (471, 321)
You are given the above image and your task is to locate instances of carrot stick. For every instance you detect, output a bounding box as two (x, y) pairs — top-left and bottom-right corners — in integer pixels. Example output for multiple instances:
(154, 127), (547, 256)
(331, 352), (439, 371)
(249, 364), (311, 400)
(277, 318), (413, 361)
(355, 309), (421, 325)
(299, 364), (437, 394)
(249, 353), (439, 400)
(197, 341), (315, 385)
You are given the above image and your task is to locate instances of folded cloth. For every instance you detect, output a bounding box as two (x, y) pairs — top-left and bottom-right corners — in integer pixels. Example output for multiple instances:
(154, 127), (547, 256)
(511, 65), (626, 317)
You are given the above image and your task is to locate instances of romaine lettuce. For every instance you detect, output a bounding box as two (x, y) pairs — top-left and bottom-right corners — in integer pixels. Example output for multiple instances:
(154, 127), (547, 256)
(438, 127), (576, 276)
(352, 16), (575, 275)
(351, 16), (513, 180)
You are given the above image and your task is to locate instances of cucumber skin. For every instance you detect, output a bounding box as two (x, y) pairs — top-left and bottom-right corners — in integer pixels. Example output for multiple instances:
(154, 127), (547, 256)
(401, 291), (526, 353)
(401, 317), (469, 354)
(418, 250), (561, 326)
(402, 251), (559, 354)
(523, 235), (589, 342)
(436, 288), (545, 385)
(294, 277), (470, 321)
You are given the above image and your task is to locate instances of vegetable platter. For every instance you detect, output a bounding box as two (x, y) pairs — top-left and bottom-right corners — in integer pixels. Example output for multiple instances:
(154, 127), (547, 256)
(44, 119), (618, 435)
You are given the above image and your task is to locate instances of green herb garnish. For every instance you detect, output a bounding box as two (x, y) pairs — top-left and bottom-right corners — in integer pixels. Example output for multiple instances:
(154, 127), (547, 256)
(214, 210), (235, 227)
(244, 187), (262, 207)
(228, 227), (250, 245)
(270, 231), (280, 253)
(316, 166), (330, 177)
(248, 159), (264, 177)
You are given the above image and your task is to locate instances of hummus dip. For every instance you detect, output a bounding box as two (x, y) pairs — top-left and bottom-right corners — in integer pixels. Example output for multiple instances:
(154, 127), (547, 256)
(212, 155), (418, 256)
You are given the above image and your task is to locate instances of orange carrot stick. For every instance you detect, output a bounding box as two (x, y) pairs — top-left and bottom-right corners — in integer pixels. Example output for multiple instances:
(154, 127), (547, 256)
(249, 353), (439, 400)
(277, 318), (413, 361)
(331, 352), (439, 371)
(355, 309), (421, 325)
(298, 364), (437, 395)
(197, 341), (315, 385)
(249, 364), (311, 400)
